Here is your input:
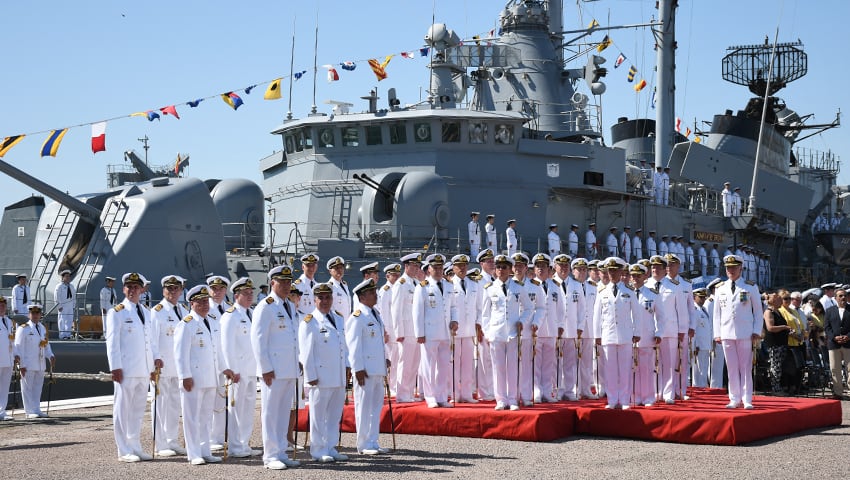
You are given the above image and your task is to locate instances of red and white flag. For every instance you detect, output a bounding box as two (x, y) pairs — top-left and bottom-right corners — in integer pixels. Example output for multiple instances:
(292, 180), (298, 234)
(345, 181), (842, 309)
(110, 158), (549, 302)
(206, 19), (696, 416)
(400, 51), (415, 59)
(323, 65), (339, 82)
(675, 117), (682, 132)
(91, 121), (106, 153)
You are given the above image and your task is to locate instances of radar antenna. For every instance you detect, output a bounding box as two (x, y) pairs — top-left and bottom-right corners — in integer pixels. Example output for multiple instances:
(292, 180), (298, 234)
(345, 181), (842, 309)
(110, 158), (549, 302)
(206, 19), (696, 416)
(721, 39), (806, 96)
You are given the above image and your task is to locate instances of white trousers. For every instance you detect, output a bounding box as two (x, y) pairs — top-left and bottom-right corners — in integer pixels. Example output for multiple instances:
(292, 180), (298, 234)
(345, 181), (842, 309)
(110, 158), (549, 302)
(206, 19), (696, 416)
(470, 241), (480, 258)
(577, 337), (596, 397)
(635, 347), (656, 404)
(307, 386), (345, 459)
(454, 336), (476, 401)
(533, 336), (556, 402)
(210, 374), (227, 445)
(709, 343), (726, 388)
(395, 338), (420, 402)
(691, 348), (710, 388)
(21, 369), (45, 415)
(113, 376), (149, 458)
(0, 366), (11, 413)
(490, 338), (518, 406)
(353, 374), (384, 452)
(180, 384), (215, 462)
(673, 337), (690, 397)
(386, 341), (398, 396)
(476, 338), (494, 400)
(58, 312), (74, 338)
(659, 337), (678, 401)
(152, 375), (182, 451)
(556, 338), (579, 400)
(227, 376), (257, 454)
(602, 344), (633, 407)
(260, 377), (295, 464)
(420, 339), (450, 405)
(723, 339), (754, 405)
(518, 336), (533, 403)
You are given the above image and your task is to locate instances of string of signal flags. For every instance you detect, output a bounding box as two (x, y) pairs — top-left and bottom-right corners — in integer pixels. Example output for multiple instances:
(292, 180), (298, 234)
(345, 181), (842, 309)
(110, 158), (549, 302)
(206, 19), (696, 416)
(0, 18), (670, 161)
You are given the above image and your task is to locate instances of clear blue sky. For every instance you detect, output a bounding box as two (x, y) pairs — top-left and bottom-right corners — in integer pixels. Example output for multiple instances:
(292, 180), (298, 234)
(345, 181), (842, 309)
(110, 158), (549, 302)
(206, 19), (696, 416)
(0, 0), (846, 208)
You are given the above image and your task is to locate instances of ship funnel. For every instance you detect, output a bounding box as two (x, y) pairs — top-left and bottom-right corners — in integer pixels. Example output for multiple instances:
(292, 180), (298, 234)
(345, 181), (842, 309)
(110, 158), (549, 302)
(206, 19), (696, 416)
(491, 67), (505, 80)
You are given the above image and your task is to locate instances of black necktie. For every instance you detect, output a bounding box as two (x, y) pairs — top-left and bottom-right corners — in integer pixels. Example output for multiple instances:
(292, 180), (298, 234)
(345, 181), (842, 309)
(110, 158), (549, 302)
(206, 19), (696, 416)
(327, 312), (337, 329)
(284, 301), (292, 318)
(461, 278), (466, 293)
(730, 282), (736, 293)
(246, 308), (253, 321)
(110, 289), (115, 304)
(437, 281), (443, 295)
(67, 285), (72, 299)
(203, 317), (211, 332)
(218, 304), (224, 315)
(613, 284), (619, 297)
(136, 304), (145, 324)
(310, 280), (315, 289)
(2, 316), (7, 331)
(542, 282), (548, 294)
(700, 306), (708, 317)
(173, 305), (182, 321)
(502, 283), (507, 296)
(22, 288), (27, 304)
(582, 283), (586, 295)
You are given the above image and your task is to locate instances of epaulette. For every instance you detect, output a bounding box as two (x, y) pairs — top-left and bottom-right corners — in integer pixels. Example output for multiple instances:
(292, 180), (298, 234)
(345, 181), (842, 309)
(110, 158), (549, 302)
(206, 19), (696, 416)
(553, 278), (563, 286)
(420, 280), (429, 287)
(153, 304), (164, 312)
(334, 310), (343, 317)
(745, 280), (756, 286)
(597, 283), (606, 291)
(114, 304), (125, 312)
(382, 284), (391, 291)
(399, 278), (406, 284)
(669, 278), (680, 285)
(353, 310), (361, 317)
(515, 280), (525, 287)
(226, 306), (236, 313)
(530, 279), (541, 286)
(226, 300), (234, 306)
(588, 280), (597, 287)
(265, 296), (274, 304)
(484, 282), (493, 289)
(183, 315), (193, 323)
(294, 279), (302, 285)
(682, 277), (692, 283)
(304, 314), (313, 323)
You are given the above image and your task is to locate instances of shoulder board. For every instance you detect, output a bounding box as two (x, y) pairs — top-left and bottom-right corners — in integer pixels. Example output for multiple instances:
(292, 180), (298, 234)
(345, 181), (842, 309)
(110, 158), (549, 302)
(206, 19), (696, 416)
(530, 279), (541, 286)
(484, 282), (493, 289)
(353, 310), (361, 317)
(420, 280), (429, 287)
(745, 280), (756, 286)
(670, 278), (680, 285)
(265, 296), (274, 304)
(682, 277), (692, 283)
(226, 300), (234, 306)
(515, 280), (525, 287)
(334, 310), (343, 317)
(399, 278), (406, 284)
(597, 284), (605, 291)
(153, 304), (164, 312)
(294, 279), (302, 285)
(304, 314), (313, 323)
(183, 315), (193, 323)
(588, 280), (597, 287)
(652, 287), (660, 295)
(226, 306), (236, 314)
(553, 278), (563, 286)
(382, 285), (391, 291)
(114, 304), (125, 312)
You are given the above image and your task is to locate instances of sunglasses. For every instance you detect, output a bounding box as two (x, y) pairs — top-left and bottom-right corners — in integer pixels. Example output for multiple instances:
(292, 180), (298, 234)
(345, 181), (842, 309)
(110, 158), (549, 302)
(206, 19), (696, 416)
(495, 265), (510, 270)
(838, 294), (846, 298)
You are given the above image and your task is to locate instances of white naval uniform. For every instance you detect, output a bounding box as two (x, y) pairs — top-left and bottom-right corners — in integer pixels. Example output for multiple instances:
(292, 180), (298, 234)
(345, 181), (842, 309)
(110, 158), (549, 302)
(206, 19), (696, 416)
(606, 233), (619, 257)
(469, 221), (481, 257)
(413, 277), (456, 406)
(633, 286), (659, 405)
(593, 281), (639, 408)
(11, 284), (30, 316)
(475, 272), (496, 401)
(100, 286), (117, 335)
(14, 320), (54, 416)
(578, 280), (598, 398)
(451, 275), (482, 402)
(1, 315), (16, 416)
(377, 282), (397, 395)
(732, 191), (742, 216)
(710, 248), (721, 277)
(207, 300), (228, 447)
(220, 304), (258, 456)
(299, 308), (348, 460)
(294, 275), (317, 314)
(651, 276), (685, 402)
(516, 279), (541, 404)
(548, 231), (561, 256)
(659, 240), (669, 256)
(390, 274), (420, 403)
(568, 230), (579, 257)
(712, 278), (762, 406)
(585, 230), (597, 259)
(175, 309), (220, 463)
(481, 278), (533, 408)
(619, 233), (631, 262)
(506, 227), (518, 256)
(54, 281), (76, 339)
(251, 293), (300, 466)
(704, 298), (726, 388)
(556, 275), (585, 400)
(721, 188), (733, 216)
(150, 300), (187, 452)
(346, 303), (387, 452)
(698, 247), (708, 278)
(531, 278), (563, 402)
(485, 222), (497, 250)
(328, 278), (353, 325)
(691, 303), (712, 387)
(685, 246), (695, 271)
(106, 299), (154, 459)
(646, 236), (657, 257)
(671, 275), (698, 397)
(632, 235), (643, 262)
(653, 171), (664, 204)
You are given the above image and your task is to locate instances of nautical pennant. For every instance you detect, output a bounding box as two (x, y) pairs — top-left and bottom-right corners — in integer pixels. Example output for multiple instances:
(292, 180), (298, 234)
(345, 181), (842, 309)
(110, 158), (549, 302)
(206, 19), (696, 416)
(324, 65), (340, 82)
(221, 92), (243, 110)
(368, 55), (393, 81)
(340, 61), (356, 71)
(596, 35), (612, 52)
(160, 105), (180, 119)
(91, 123), (106, 154)
(0, 135), (25, 157)
(627, 65), (637, 82)
(264, 78), (282, 100)
(614, 53), (626, 68)
(187, 99), (204, 107)
(244, 85), (256, 94)
(634, 79), (647, 92)
(294, 70), (308, 80)
(40, 129), (68, 157)
(419, 47), (430, 57)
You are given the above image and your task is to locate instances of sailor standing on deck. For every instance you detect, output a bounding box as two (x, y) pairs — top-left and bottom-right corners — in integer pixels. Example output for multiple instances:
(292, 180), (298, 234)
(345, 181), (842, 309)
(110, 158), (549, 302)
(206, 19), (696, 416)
(606, 227), (619, 257)
(632, 229), (643, 262)
(54, 269), (76, 339)
(390, 253), (423, 403)
(206, 275), (230, 452)
(485, 215), (497, 250)
(100, 276), (117, 336)
(653, 167), (664, 204)
(14, 303), (55, 419)
(469, 212), (481, 258)
(11, 274), (30, 317)
(150, 275), (188, 457)
(721, 182), (733, 217)
(251, 265), (301, 470)
(327, 256), (353, 320)
(106, 273), (158, 462)
(646, 231), (658, 257)
(568, 224), (580, 257)
(295, 253), (320, 314)
(346, 278), (391, 455)
(585, 223), (598, 259)
(620, 227), (632, 262)
(0, 296), (15, 420)
(547, 224), (561, 257)
(506, 219), (518, 256)
(698, 242), (709, 278)
(300, 283), (349, 463)
(712, 254), (763, 409)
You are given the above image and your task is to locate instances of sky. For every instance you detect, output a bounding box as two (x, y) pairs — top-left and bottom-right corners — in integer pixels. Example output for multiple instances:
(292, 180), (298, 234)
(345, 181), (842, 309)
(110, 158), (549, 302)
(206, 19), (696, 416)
(0, 0), (847, 209)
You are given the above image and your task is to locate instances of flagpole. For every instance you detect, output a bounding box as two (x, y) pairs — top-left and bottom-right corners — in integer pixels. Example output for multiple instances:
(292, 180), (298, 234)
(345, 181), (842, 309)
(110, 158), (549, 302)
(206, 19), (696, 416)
(287, 16), (296, 121)
(311, 9), (319, 115)
(747, 27), (780, 216)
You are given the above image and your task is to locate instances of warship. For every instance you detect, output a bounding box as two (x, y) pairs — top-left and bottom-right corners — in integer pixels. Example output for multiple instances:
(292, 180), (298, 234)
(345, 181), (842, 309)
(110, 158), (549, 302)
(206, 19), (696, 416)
(0, 0), (844, 401)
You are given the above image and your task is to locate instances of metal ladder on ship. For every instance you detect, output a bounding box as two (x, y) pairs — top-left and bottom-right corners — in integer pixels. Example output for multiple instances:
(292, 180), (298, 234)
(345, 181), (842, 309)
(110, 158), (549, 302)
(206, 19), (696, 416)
(30, 206), (78, 303)
(75, 197), (129, 311)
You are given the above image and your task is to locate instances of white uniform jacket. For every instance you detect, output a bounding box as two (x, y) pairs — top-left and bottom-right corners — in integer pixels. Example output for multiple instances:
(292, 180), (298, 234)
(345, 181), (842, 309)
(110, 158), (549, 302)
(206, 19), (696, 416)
(14, 321), (53, 371)
(413, 278), (456, 341)
(294, 275), (317, 315)
(174, 310), (220, 389)
(0, 316), (15, 367)
(106, 299), (154, 378)
(451, 276), (482, 338)
(712, 279), (763, 340)
(221, 304), (257, 378)
(346, 304), (387, 376)
(390, 274), (417, 339)
(299, 309), (348, 387)
(653, 277), (689, 338)
(481, 278), (534, 342)
(251, 293), (300, 379)
(634, 286), (659, 348)
(531, 278), (565, 338)
(593, 282), (638, 345)
(150, 300), (187, 377)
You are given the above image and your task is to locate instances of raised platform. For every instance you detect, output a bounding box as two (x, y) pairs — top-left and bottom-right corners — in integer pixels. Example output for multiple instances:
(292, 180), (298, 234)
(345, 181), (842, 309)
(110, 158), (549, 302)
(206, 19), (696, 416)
(297, 388), (842, 445)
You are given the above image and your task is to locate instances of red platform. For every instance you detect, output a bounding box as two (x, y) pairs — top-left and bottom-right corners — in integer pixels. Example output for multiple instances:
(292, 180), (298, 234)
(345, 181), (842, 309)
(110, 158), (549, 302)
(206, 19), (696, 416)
(296, 388), (841, 445)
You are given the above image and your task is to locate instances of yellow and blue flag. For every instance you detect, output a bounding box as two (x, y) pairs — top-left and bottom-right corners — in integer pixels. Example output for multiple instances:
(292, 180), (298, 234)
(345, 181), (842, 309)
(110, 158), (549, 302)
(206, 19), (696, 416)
(40, 129), (68, 157)
(221, 92), (243, 110)
(0, 135), (25, 157)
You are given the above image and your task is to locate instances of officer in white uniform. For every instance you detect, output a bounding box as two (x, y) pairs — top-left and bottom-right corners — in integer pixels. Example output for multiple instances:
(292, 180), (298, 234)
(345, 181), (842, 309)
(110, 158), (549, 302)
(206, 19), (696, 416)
(691, 288), (712, 387)
(606, 227), (619, 257)
(732, 187), (743, 215)
(54, 269), (76, 339)
(665, 253), (698, 400)
(646, 231), (657, 257)
(469, 212), (481, 257)
(150, 275), (188, 457)
(100, 276), (117, 336)
(530, 253), (563, 403)
(175, 285), (222, 465)
(294, 253), (320, 314)
(475, 249), (496, 401)
(390, 253), (423, 403)
(0, 296), (16, 420)
(485, 214), (497, 251)
(220, 277), (261, 458)
(567, 224), (580, 257)
(511, 253), (540, 406)
(576, 258), (598, 398)
(205, 275), (230, 451)
(346, 278), (390, 455)
(712, 254), (763, 409)
(629, 263), (659, 406)
(620, 226), (632, 262)
(11, 274), (30, 317)
(698, 242), (709, 278)
(449, 254), (482, 403)
(353, 262), (381, 307)
(13, 303), (54, 419)
(585, 223), (598, 259)
(106, 273), (158, 462)
(659, 235), (670, 256)
(593, 258), (639, 409)
(553, 255), (585, 401)
(378, 263), (401, 395)
(705, 277), (726, 388)
(506, 220), (518, 256)
(300, 283), (349, 463)
(721, 182), (733, 216)
(547, 225), (561, 256)
(632, 229), (643, 261)
(481, 255), (534, 410)
(327, 256), (353, 320)
(251, 265), (301, 470)
(648, 255), (678, 404)
(413, 253), (457, 408)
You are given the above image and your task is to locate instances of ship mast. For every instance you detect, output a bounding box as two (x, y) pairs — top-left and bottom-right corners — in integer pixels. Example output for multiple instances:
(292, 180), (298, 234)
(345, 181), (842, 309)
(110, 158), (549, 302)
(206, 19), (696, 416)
(654, 0), (676, 169)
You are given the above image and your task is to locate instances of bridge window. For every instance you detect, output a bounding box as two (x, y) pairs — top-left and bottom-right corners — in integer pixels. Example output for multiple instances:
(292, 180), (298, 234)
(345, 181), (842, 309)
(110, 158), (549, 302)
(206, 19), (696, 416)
(318, 127), (335, 148)
(469, 122), (487, 144)
(284, 134), (296, 154)
(366, 125), (383, 145)
(389, 122), (407, 144)
(441, 121), (460, 143)
(299, 128), (312, 150)
(414, 122), (431, 143)
(342, 127), (359, 147)
(495, 124), (514, 144)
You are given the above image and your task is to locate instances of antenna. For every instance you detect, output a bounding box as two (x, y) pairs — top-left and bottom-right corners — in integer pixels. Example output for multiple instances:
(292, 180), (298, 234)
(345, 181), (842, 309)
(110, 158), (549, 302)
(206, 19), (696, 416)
(137, 135), (149, 166)
(311, 9), (319, 115)
(287, 16), (296, 120)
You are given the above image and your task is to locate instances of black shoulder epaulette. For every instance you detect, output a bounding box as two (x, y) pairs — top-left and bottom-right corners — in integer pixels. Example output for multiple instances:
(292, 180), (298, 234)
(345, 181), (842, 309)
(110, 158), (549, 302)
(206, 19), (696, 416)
(114, 304), (125, 312)
(745, 280), (756, 286)
(153, 304), (164, 312)
(530, 279), (541, 286)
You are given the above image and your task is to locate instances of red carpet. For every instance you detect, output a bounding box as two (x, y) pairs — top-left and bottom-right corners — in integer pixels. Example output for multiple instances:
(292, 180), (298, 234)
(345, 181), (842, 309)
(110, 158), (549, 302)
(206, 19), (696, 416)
(296, 388), (841, 445)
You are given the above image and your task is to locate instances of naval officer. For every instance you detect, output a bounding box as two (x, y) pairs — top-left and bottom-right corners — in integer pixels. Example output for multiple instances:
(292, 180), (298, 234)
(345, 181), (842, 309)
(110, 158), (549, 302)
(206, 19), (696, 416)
(449, 254), (482, 403)
(175, 285), (223, 465)
(150, 275), (188, 457)
(14, 303), (55, 419)
(54, 269), (76, 339)
(11, 274), (30, 317)
(0, 297), (15, 420)
(251, 265), (301, 470)
(294, 253), (320, 314)
(106, 273), (159, 462)
(100, 276), (117, 336)
(346, 278), (390, 455)
(390, 252), (423, 403)
(547, 224), (561, 256)
(300, 283), (350, 463)
(712, 254), (763, 409)
(506, 219), (518, 256)
(327, 256), (353, 319)
(205, 274), (230, 451)
(353, 262), (381, 307)
(485, 214), (497, 250)
(469, 212), (481, 257)
(220, 277), (261, 458)
(568, 224), (580, 257)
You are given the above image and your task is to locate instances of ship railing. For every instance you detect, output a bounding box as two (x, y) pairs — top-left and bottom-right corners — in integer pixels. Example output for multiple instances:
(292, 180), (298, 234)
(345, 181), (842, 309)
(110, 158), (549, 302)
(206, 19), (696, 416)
(795, 147), (840, 174)
(488, 98), (603, 136)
